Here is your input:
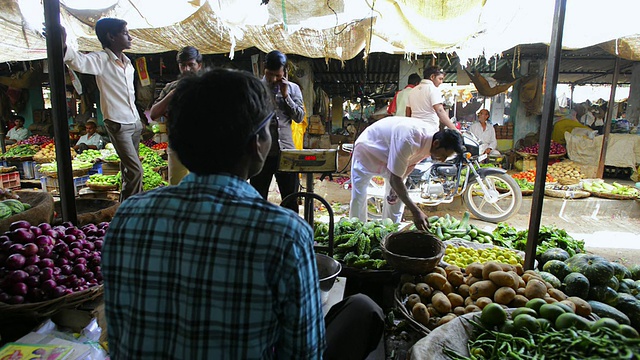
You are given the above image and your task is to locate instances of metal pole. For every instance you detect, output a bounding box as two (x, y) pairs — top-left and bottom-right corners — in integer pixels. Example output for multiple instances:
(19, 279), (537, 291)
(596, 57), (620, 179)
(43, 0), (77, 224)
(524, 0), (566, 270)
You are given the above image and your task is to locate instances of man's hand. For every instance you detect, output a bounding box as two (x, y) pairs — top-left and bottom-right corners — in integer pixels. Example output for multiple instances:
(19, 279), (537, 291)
(279, 77), (289, 98)
(412, 209), (430, 231)
(485, 148), (492, 154)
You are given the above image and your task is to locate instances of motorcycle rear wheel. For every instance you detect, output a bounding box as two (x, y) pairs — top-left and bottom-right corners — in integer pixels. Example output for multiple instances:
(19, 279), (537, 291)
(463, 173), (522, 223)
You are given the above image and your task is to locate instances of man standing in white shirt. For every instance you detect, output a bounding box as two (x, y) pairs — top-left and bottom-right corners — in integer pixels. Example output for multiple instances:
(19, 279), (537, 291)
(407, 67), (458, 135)
(62, 18), (143, 201)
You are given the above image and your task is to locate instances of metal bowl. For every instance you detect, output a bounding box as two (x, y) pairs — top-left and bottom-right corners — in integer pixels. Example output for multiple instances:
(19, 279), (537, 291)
(316, 253), (342, 292)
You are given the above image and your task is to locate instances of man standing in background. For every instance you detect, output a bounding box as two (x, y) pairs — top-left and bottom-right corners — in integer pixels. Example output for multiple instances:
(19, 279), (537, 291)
(407, 66), (458, 135)
(387, 73), (421, 116)
(62, 18), (143, 201)
(150, 46), (203, 185)
(250, 50), (305, 213)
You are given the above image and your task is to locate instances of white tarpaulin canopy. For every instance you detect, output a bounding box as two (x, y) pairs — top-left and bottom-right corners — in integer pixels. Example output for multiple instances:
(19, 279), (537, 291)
(2, 0), (640, 63)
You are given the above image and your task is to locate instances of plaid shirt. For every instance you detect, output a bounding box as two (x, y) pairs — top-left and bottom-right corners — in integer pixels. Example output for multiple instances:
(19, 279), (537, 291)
(103, 173), (325, 359)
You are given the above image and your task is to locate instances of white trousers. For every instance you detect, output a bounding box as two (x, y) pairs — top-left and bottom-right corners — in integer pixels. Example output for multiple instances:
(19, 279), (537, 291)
(349, 157), (405, 223)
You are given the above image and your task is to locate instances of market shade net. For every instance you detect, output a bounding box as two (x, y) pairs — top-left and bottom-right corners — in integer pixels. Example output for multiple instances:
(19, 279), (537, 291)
(2, 0), (639, 63)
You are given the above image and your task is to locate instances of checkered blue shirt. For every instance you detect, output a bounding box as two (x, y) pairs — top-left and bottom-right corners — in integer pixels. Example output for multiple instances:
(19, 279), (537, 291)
(103, 173), (325, 359)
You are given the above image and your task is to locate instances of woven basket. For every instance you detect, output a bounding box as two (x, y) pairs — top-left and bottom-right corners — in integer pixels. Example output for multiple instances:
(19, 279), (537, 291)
(0, 285), (103, 321)
(545, 188), (590, 199)
(40, 168), (90, 178)
(394, 287), (430, 336)
(381, 231), (444, 275)
(588, 191), (638, 200)
(87, 183), (119, 191)
(557, 177), (581, 185)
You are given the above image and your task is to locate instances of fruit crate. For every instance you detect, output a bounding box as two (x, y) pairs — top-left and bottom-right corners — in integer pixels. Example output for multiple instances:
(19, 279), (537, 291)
(6, 161), (36, 180)
(40, 175), (90, 196)
(88, 162), (103, 176)
(0, 171), (21, 190)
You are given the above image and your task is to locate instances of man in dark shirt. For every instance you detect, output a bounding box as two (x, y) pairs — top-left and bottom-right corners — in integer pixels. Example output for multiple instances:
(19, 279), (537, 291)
(250, 50), (305, 213)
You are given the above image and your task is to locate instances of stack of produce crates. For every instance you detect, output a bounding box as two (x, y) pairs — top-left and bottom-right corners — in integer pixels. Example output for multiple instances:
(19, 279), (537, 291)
(0, 172), (21, 190)
(40, 175), (90, 196)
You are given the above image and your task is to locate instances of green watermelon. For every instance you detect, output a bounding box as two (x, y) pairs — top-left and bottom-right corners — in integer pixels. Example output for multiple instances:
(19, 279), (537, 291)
(539, 271), (562, 289)
(562, 272), (590, 299)
(0, 203), (11, 220)
(615, 293), (640, 331)
(588, 285), (618, 306)
(629, 265), (640, 281)
(611, 262), (632, 280)
(540, 248), (570, 268)
(618, 281), (631, 294)
(1, 199), (24, 214)
(567, 254), (614, 286)
(543, 260), (571, 281)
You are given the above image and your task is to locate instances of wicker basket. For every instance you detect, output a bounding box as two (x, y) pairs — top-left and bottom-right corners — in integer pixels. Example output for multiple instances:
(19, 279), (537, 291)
(394, 287), (430, 336)
(0, 285), (103, 321)
(87, 183), (119, 191)
(588, 191), (638, 200)
(557, 177), (581, 185)
(40, 168), (90, 178)
(381, 231), (444, 275)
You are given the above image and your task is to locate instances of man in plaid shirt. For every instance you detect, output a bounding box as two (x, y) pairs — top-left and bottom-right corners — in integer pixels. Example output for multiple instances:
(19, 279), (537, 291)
(103, 68), (384, 359)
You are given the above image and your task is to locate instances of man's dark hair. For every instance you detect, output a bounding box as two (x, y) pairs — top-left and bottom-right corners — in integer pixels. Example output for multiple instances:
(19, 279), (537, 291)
(408, 73), (421, 85)
(177, 46), (202, 63)
(264, 50), (287, 71)
(423, 66), (445, 80)
(433, 129), (465, 154)
(11, 115), (25, 123)
(168, 68), (273, 174)
(95, 18), (127, 49)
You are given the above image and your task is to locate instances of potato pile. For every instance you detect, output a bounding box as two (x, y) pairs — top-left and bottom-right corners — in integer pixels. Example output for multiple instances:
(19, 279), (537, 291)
(399, 261), (591, 331)
(34, 143), (76, 163)
(547, 161), (583, 184)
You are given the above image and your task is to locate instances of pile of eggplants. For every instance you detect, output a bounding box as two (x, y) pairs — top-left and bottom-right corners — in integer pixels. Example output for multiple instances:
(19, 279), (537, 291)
(0, 220), (107, 304)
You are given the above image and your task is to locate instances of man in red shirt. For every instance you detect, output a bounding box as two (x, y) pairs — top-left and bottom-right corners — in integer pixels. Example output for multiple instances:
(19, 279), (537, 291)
(387, 73), (421, 116)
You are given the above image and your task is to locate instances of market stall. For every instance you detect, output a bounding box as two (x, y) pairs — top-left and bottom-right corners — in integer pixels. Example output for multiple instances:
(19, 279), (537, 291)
(564, 132), (640, 176)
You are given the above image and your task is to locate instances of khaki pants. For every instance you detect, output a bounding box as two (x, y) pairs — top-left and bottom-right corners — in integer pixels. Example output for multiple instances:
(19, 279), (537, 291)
(167, 147), (189, 185)
(104, 120), (143, 201)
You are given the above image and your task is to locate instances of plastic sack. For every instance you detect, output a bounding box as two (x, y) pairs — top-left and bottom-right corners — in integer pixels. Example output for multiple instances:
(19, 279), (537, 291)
(291, 105), (308, 150)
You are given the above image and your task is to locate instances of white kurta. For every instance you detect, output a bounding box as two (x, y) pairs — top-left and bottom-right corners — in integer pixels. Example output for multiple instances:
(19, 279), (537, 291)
(469, 121), (500, 155)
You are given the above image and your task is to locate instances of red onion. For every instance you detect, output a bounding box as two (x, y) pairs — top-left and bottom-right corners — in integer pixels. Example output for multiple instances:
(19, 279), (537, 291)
(22, 243), (38, 256)
(9, 243), (24, 254)
(5, 254), (25, 270)
(39, 267), (54, 281)
(29, 226), (42, 237)
(9, 221), (31, 231)
(24, 255), (39, 266)
(12, 282), (28, 296)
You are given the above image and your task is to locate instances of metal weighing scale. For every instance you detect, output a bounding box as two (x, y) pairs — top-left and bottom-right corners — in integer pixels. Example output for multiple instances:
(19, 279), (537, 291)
(279, 148), (338, 256)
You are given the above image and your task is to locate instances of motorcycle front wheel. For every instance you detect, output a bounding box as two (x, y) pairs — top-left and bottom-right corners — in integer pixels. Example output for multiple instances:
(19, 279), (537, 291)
(463, 173), (522, 223)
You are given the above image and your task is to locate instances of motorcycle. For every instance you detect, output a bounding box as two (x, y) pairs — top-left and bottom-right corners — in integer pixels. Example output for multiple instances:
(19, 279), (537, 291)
(358, 132), (522, 223)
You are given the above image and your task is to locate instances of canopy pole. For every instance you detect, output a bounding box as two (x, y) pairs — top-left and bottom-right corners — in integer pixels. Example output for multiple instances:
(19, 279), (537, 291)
(524, 0), (566, 270)
(596, 57), (620, 179)
(43, 0), (77, 224)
